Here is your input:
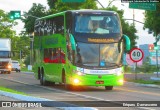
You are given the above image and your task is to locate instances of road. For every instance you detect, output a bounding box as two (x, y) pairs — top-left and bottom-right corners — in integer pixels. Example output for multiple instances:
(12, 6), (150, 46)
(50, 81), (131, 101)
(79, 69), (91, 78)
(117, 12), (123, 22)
(0, 72), (160, 110)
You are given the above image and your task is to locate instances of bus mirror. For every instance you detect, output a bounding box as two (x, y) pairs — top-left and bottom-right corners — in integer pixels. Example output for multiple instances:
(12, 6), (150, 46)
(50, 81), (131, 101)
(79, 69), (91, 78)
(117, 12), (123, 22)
(118, 37), (123, 53)
(122, 34), (131, 53)
(69, 34), (76, 51)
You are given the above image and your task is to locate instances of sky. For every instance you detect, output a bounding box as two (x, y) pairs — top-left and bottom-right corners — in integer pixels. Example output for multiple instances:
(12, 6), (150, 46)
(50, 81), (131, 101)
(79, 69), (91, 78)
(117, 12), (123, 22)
(0, 0), (155, 46)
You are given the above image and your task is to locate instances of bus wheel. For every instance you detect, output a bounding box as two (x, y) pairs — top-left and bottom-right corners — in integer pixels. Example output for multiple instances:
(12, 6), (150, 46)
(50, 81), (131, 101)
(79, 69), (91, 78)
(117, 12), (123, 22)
(7, 71), (11, 74)
(63, 75), (72, 90)
(40, 71), (47, 86)
(105, 86), (113, 90)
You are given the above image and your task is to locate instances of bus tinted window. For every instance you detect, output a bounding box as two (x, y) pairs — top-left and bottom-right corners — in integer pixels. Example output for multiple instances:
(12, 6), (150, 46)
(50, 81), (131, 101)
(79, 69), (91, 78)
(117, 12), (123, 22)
(75, 15), (120, 34)
(76, 42), (123, 67)
(34, 16), (64, 36)
(44, 48), (65, 63)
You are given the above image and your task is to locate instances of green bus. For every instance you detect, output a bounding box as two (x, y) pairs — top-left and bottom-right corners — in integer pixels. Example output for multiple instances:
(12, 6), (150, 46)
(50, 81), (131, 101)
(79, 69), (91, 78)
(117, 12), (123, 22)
(33, 10), (130, 90)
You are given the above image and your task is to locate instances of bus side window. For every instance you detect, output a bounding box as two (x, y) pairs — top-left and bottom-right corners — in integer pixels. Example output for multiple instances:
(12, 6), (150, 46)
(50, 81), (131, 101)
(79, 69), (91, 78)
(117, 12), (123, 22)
(60, 49), (65, 64)
(49, 48), (58, 63)
(55, 16), (64, 34)
(44, 49), (50, 63)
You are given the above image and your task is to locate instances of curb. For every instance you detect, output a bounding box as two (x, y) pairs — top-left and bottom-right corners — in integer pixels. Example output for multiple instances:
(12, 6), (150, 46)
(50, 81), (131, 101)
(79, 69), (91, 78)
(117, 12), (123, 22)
(0, 90), (97, 110)
(126, 82), (160, 89)
(137, 84), (160, 89)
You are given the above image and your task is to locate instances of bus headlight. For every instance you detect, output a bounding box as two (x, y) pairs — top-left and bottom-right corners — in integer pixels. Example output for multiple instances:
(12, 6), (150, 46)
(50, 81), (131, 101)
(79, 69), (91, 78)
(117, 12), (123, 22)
(118, 79), (124, 84)
(115, 68), (123, 76)
(73, 79), (79, 84)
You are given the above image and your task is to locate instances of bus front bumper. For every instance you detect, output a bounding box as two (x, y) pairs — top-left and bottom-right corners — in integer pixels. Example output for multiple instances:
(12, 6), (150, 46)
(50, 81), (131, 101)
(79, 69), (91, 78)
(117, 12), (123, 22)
(67, 74), (124, 86)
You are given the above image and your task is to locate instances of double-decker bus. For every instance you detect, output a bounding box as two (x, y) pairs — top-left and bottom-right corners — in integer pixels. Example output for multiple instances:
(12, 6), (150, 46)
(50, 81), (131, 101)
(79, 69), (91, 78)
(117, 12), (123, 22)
(33, 10), (130, 90)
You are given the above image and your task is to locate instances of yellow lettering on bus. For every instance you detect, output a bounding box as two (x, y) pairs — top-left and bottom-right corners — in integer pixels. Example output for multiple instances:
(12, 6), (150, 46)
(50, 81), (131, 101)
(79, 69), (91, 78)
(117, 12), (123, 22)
(88, 38), (115, 43)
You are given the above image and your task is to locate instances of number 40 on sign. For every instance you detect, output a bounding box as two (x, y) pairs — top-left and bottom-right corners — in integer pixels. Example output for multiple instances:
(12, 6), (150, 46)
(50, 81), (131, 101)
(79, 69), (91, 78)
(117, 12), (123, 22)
(129, 48), (144, 62)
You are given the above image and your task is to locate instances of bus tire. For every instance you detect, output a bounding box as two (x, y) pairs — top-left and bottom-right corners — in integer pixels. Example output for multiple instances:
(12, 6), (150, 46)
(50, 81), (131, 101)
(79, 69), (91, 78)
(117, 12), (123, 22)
(40, 69), (47, 86)
(38, 67), (41, 80)
(105, 86), (113, 90)
(7, 71), (11, 74)
(63, 74), (73, 90)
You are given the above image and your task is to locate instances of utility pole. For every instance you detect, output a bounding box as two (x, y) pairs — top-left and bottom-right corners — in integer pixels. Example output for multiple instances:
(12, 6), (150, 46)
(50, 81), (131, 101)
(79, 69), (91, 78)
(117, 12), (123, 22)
(20, 50), (22, 64)
(133, 9), (135, 26)
(29, 33), (34, 66)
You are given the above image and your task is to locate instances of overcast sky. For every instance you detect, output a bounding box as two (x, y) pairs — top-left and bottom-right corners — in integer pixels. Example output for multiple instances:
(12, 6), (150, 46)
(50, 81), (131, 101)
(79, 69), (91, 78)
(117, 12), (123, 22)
(0, 0), (155, 46)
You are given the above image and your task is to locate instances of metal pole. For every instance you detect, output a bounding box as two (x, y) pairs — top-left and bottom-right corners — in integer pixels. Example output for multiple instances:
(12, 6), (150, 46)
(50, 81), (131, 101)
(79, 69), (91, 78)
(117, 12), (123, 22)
(156, 48), (158, 77)
(30, 39), (33, 65)
(135, 62), (138, 80)
(96, 0), (105, 8)
(20, 50), (21, 64)
(133, 9), (135, 26)
(30, 41), (32, 65)
(31, 39), (33, 65)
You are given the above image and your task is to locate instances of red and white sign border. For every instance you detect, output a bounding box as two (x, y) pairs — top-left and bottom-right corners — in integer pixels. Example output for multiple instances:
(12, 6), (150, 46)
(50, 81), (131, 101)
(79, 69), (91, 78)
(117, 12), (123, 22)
(129, 47), (144, 62)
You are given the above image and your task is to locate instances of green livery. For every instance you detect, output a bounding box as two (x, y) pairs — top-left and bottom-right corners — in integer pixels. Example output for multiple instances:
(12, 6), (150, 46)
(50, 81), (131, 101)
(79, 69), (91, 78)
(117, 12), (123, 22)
(33, 10), (130, 90)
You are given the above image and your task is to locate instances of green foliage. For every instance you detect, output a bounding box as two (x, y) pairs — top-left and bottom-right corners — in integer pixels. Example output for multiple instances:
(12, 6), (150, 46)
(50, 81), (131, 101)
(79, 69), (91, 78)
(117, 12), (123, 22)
(47, 0), (57, 9)
(11, 33), (30, 60)
(124, 66), (131, 73)
(22, 3), (48, 33)
(137, 57), (158, 73)
(48, 0), (97, 13)
(144, 3), (160, 36)
(0, 9), (17, 38)
(24, 55), (30, 66)
(0, 86), (27, 95)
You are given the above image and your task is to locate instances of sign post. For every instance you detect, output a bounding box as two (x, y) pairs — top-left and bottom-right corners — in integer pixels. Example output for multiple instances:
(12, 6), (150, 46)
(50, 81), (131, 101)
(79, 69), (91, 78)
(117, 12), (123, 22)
(129, 48), (144, 80)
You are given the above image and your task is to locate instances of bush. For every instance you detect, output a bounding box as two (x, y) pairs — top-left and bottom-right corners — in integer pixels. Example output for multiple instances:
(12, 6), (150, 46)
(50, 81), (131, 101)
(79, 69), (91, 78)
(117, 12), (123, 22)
(124, 66), (131, 73)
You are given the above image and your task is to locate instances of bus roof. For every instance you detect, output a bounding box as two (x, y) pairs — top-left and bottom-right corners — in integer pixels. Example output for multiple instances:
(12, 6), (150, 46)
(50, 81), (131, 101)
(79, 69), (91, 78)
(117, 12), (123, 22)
(36, 10), (117, 21)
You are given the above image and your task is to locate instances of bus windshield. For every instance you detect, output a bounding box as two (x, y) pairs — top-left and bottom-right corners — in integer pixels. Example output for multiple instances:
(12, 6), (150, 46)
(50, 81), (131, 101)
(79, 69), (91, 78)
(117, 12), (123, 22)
(75, 14), (121, 34)
(76, 42), (123, 67)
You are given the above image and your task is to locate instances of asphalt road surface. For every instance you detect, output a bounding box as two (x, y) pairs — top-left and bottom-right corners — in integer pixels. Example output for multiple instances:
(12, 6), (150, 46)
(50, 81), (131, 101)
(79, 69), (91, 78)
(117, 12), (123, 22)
(0, 72), (160, 110)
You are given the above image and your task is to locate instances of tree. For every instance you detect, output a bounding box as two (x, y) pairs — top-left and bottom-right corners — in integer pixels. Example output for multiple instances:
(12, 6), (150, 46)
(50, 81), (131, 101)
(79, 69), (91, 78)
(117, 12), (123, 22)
(0, 9), (16, 38)
(22, 3), (48, 34)
(144, 3), (160, 36)
(11, 32), (30, 60)
(47, 0), (97, 13)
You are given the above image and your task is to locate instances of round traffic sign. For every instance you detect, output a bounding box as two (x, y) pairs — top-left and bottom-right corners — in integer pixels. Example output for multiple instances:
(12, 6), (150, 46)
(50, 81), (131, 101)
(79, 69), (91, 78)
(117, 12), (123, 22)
(129, 48), (144, 62)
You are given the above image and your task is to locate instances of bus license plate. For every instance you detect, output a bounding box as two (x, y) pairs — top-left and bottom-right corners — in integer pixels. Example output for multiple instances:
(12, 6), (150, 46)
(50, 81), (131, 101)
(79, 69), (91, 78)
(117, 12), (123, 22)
(96, 81), (104, 84)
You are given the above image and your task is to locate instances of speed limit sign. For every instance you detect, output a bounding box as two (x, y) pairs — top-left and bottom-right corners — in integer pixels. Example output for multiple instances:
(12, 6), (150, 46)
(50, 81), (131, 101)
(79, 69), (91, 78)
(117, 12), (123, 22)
(129, 48), (144, 62)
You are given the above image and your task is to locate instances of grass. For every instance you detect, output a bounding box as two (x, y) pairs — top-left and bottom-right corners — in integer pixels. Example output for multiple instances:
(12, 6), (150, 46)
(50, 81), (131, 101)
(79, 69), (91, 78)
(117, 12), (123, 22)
(0, 86), (27, 95)
(126, 79), (160, 85)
